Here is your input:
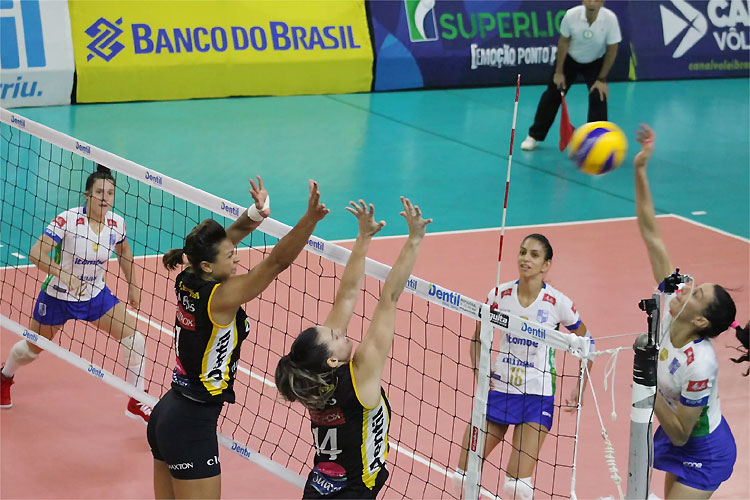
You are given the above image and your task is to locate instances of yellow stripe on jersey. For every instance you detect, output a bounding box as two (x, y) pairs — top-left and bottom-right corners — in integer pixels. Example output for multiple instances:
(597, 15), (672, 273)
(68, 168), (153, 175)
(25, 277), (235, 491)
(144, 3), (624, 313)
(199, 321), (238, 395)
(207, 283), (233, 328)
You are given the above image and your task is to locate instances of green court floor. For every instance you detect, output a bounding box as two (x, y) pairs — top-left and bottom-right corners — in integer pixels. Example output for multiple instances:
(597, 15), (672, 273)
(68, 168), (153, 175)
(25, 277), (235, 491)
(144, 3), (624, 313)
(7, 78), (749, 242)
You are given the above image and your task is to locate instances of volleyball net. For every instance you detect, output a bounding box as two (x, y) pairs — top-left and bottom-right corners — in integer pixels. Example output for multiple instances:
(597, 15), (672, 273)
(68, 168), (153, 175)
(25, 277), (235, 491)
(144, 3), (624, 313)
(1, 108), (605, 499)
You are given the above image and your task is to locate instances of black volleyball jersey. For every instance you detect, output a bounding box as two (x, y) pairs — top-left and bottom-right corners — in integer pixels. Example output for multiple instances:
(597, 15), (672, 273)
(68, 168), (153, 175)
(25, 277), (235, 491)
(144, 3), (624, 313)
(171, 268), (250, 403)
(305, 362), (391, 496)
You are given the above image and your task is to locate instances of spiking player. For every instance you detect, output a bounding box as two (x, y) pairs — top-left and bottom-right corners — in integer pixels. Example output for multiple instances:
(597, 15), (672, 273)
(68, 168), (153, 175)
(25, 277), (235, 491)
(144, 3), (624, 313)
(0, 164), (151, 422)
(633, 124), (738, 499)
(455, 234), (593, 500)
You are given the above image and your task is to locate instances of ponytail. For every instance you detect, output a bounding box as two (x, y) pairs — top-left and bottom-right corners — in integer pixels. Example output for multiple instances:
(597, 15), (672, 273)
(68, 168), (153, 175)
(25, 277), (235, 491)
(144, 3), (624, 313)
(163, 248), (185, 271)
(730, 321), (749, 376)
(162, 219), (226, 272)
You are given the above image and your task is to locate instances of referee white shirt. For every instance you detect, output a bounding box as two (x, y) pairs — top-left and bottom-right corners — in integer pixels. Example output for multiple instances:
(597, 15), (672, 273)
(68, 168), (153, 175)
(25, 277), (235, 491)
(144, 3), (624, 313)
(560, 4), (622, 64)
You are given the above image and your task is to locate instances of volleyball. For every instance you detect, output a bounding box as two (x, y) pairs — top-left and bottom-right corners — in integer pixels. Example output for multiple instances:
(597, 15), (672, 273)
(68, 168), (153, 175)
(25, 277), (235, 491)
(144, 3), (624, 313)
(568, 121), (628, 175)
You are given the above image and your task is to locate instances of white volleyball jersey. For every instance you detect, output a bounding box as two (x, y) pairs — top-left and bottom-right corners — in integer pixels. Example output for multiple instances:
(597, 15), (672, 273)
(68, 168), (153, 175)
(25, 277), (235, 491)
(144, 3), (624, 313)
(487, 281), (581, 396)
(41, 207), (126, 302)
(657, 293), (722, 437)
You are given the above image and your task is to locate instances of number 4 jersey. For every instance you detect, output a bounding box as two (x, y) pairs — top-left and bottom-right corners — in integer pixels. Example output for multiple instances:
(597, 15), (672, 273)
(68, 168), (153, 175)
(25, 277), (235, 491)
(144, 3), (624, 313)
(304, 362), (391, 497)
(487, 281), (582, 396)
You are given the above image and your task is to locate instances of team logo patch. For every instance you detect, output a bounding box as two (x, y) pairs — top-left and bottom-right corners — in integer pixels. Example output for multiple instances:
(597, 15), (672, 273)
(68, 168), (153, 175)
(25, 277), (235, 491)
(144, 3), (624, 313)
(536, 309), (549, 323)
(110, 233), (117, 246)
(659, 348), (669, 361)
(38, 303), (47, 316)
(686, 379), (709, 392)
(176, 306), (196, 329)
(92, 242), (99, 252)
(54, 216), (66, 227)
(685, 347), (695, 365)
(542, 293), (556, 305)
(668, 357), (681, 375)
(76, 217), (85, 225)
(310, 463), (347, 495)
(106, 218), (117, 227)
(500, 288), (512, 298)
(571, 303), (577, 314)
(310, 408), (346, 426)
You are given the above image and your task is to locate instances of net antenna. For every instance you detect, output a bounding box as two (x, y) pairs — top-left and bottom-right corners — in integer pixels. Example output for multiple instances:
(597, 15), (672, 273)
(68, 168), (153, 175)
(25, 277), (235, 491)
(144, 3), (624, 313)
(463, 75), (520, 500)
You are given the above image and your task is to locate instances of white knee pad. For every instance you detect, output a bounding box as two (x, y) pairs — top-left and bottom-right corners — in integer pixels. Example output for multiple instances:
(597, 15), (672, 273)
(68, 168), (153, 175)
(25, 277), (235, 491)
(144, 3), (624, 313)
(12, 339), (40, 363)
(503, 476), (534, 500)
(119, 332), (146, 390)
(2, 339), (40, 378)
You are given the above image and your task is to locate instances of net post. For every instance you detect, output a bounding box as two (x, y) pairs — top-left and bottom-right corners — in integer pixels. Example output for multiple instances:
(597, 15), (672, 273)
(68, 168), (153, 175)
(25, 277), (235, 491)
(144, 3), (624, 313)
(626, 294), (660, 499)
(464, 303), (495, 500)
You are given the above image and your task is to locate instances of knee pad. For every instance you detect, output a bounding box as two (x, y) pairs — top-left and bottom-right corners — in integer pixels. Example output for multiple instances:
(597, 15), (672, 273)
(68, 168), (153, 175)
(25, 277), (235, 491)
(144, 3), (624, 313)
(120, 331), (146, 358)
(12, 339), (40, 363)
(504, 476), (534, 500)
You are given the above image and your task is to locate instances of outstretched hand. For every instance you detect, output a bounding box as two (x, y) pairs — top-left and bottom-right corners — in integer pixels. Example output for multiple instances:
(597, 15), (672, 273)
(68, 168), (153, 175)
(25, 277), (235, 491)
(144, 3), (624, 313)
(346, 199), (385, 238)
(399, 197), (432, 241)
(634, 124), (655, 170)
(307, 180), (330, 222)
(248, 175), (270, 218)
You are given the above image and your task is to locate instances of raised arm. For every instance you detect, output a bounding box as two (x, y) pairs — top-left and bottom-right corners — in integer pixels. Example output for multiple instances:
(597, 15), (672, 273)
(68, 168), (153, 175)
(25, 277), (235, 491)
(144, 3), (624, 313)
(634, 124), (673, 284)
(225, 176), (270, 246)
(324, 200), (385, 332)
(352, 197), (431, 407)
(210, 181), (329, 322)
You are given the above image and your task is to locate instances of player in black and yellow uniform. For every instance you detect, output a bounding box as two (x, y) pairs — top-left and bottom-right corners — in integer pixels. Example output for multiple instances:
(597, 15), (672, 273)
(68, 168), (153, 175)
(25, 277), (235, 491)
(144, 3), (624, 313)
(147, 178), (329, 499)
(276, 197), (431, 499)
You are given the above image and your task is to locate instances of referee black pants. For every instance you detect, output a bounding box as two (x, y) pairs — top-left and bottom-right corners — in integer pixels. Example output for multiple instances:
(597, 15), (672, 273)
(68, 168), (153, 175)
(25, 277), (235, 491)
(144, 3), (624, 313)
(528, 55), (607, 141)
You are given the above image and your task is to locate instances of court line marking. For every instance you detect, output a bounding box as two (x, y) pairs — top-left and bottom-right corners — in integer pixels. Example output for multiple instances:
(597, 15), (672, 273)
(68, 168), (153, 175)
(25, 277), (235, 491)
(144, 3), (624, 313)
(2, 214), (746, 272)
(1, 213), (743, 497)
(668, 213), (749, 243)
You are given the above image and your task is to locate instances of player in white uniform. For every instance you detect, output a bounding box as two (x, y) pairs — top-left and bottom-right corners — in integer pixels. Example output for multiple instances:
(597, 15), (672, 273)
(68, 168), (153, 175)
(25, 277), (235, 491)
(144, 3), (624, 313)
(634, 125), (738, 498)
(455, 234), (592, 499)
(0, 165), (151, 422)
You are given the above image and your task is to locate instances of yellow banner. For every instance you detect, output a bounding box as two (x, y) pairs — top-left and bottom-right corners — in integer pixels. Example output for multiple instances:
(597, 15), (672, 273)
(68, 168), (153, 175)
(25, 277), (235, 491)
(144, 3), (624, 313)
(69, 0), (373, 102)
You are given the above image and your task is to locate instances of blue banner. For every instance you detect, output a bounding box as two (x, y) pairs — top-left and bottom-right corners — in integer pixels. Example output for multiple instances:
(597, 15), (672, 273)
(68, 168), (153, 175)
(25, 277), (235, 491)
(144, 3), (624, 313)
(627, 0), (749, 80)
(370, 0), (631, 91)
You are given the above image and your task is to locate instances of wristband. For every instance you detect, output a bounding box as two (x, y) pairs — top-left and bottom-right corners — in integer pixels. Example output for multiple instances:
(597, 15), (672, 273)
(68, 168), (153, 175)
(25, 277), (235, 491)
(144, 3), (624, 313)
(596, 77), (607, 83)
(247, 194), (270, 222)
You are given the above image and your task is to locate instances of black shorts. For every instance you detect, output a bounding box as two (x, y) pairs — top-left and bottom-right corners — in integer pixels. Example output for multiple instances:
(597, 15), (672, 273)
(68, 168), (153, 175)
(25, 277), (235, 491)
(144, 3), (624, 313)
(146, 389), (224, 480)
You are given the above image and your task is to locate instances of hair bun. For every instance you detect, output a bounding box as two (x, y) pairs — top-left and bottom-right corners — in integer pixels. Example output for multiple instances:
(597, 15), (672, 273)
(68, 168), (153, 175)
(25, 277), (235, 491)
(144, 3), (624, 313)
(96, 163), (111, 174)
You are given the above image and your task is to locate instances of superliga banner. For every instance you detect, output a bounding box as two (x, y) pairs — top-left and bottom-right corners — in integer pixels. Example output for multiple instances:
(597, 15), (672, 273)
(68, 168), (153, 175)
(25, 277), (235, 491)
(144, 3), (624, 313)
(628, 0), (749, 79)
(69, 1), (373, 103)
(370, 0), (630, 91)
